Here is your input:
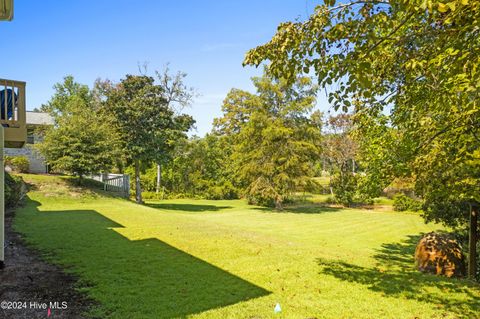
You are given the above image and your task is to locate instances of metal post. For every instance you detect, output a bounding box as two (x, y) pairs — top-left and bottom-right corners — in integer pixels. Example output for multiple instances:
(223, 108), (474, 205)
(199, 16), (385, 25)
(0, 126), (5, 269)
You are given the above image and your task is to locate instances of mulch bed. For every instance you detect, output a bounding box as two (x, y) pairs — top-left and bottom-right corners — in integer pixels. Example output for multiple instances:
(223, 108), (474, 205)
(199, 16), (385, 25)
(0, 208), (95, 319)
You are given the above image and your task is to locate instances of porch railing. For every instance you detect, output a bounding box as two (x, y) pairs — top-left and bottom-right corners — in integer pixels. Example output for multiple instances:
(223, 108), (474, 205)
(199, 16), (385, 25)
(0, 78), (26, 148)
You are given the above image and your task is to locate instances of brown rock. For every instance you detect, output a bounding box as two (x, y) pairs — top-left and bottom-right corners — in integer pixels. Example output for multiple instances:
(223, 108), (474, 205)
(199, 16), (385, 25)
(414, 232), (466, 277)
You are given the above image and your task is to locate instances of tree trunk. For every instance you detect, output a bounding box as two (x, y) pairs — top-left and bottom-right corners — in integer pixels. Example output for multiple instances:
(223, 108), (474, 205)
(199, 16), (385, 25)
(134, 160), (143, 204)
(468, 204), (478, 279)
(275, 197), (283, 210)
(329, 176), (334, 196)
(156, 163), (161, 193)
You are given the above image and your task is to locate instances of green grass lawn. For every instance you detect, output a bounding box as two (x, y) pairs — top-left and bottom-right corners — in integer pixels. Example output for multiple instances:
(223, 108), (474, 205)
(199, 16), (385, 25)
(14, 174), (480, 318)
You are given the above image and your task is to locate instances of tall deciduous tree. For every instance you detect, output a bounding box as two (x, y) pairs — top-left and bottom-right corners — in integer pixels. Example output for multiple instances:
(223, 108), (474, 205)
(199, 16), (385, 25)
(244, 0), (480, 278)
(154, 65), (196, 193)
(104, 75), (194, 204)
(38, 78), (118, 183)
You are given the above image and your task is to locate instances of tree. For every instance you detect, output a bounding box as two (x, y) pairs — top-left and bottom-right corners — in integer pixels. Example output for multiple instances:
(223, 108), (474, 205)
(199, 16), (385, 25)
(215, 72), (322, 209)
(38, 82), (118, 183)
(40, 75), (92, 120)
(160, 134), (238, 199)
(323, 114), (359, 205)
(244, 1), (480, 278)
(104, 75), (194, 204)
(154, 65), (196, 193)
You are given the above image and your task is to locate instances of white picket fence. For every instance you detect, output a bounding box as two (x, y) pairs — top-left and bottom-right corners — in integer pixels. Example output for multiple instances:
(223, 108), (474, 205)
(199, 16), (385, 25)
(91, 173), (130, 198)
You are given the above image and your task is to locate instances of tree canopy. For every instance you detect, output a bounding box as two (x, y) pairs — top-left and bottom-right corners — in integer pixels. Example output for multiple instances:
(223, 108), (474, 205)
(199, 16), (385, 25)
(215, 72), (322, 208)
(103, 75), (194, 203)
(244, 0), (479, 276)
(244, 0), (480, 220)
(38, 77), (118, 182)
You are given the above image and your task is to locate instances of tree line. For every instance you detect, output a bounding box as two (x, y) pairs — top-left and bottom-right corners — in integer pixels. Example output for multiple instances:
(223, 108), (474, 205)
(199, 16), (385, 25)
(38, 70), (362, 209)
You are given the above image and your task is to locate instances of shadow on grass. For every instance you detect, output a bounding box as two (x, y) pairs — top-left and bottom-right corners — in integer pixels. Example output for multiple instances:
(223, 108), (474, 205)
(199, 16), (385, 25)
(146, 203), (232, 212)
(317, 235), (480, 317)
(58, 176), (124, 199)
(18, 198), (269, 318)
(254, 204), (341, 214)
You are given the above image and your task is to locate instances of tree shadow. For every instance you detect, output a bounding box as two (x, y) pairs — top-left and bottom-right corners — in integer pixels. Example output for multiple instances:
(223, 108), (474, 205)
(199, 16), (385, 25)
(146, 203), (232, 212)
(57, 176), (123, 199)
(317, 234), (480, 317)
(254, 204), (341, 214)
(17, 198), (269, 318)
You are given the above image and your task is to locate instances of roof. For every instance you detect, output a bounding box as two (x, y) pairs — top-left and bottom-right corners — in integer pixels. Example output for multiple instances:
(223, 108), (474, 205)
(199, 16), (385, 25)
(26, 111), (54, 125)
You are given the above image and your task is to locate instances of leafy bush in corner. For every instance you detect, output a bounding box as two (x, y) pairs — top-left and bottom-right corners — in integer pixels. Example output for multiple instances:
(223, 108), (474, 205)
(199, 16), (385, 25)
(5, 173), (26, 208)
(393, 194), (422, 212)
(5, 156), (30, 173)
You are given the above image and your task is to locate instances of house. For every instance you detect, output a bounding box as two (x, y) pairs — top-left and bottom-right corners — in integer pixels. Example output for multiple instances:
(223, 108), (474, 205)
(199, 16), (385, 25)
(4, 111), (53, 173)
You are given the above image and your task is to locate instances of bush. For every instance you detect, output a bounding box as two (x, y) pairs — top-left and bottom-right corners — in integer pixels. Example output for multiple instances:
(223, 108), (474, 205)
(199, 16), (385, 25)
(454, 229), (480, 281)
(125, 165), (158, 193)
(331, 172), (358, 206)
(246, 178), (279, 207)
(393, 194), (423, 212)
(142, 191), (168, 200)
(324, 196), (337, 204)
(384, 177), (415, 198)
(204, 181), (239, 200)
(5, 173), (26, 208)
(5, 156), (30, 173)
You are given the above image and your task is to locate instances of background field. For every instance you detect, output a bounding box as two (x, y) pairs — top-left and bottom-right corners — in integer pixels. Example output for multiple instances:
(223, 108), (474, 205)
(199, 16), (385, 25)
(14, 174), (480, 318)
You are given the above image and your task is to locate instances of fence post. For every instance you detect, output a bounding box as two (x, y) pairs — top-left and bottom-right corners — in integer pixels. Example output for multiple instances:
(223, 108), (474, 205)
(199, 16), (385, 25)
(124, 175), (130, 198)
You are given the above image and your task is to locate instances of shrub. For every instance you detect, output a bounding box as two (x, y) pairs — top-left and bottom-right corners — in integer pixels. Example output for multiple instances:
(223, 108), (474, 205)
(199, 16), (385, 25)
(384, 177), (415, 198)
(393, 194), (423, 212)
(324, 196), (337, 204)
(6, 156), (30, 173)
(204, 181), (239, 200)
(125, 165), (158, 193)
(5, 173), (26, 207)
(331, 172), (357, 206)
(246, 178), (278, 207)
(142, 191), (168, 200)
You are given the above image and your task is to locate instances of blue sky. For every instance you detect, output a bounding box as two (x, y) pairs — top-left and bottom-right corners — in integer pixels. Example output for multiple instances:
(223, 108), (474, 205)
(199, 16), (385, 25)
(1, 0), (329, 136)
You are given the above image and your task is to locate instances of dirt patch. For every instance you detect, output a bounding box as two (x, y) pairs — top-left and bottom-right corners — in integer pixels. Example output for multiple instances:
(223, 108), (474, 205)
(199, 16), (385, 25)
(0, 208), (95, 319)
